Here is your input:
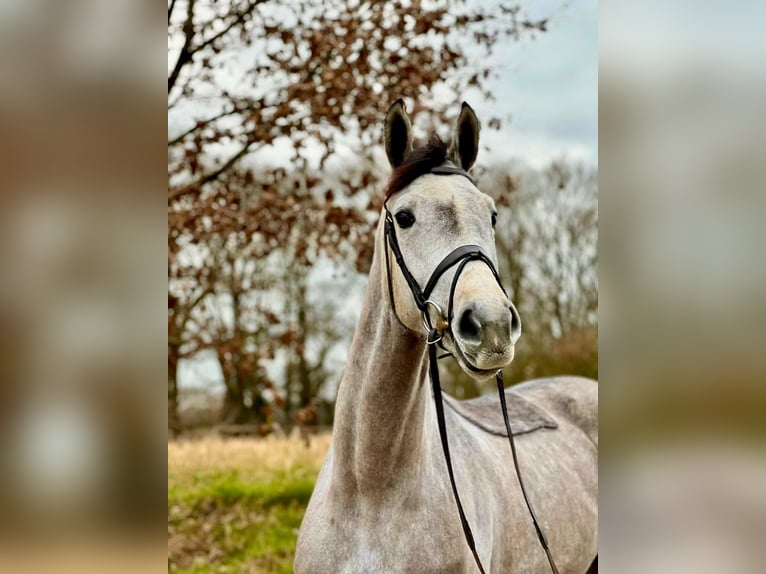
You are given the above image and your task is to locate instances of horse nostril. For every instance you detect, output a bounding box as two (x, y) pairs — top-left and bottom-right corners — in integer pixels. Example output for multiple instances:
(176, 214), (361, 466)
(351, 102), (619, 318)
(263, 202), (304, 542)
(509, 303), (522, 341)
(458, 308), (482, 341)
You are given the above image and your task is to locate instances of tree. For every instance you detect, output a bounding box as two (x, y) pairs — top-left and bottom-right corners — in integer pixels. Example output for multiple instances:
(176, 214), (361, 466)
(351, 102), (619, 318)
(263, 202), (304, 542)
(490, 160), (598, 384)
(168, 0), (549, 430)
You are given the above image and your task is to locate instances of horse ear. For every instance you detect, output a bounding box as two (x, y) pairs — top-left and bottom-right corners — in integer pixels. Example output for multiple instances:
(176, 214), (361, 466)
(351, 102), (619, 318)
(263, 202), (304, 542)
(451, 102), (481, 171)
(384, 99), (413, 169)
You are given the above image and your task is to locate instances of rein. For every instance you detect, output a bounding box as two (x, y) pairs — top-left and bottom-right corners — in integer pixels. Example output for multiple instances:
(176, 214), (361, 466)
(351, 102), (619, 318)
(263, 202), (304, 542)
(383, 167), (560, 574)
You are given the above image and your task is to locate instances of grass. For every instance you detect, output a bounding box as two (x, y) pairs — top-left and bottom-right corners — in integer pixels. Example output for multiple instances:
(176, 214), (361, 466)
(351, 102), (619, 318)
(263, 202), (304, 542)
(168, 433), (331, 574)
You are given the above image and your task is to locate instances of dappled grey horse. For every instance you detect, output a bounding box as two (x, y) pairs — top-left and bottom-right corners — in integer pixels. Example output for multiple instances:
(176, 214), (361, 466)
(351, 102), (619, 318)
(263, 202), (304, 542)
(295, 101), (597, 573)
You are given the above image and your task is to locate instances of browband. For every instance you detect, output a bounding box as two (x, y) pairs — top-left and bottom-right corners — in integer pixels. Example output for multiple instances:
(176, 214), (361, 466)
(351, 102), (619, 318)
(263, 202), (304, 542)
(430, 165), (475, 184)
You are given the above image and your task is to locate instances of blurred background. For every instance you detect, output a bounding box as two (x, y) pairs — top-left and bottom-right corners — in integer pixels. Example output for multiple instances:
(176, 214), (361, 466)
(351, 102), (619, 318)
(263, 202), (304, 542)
(0, 0), (165, 572)
(600, 1), (766, 572)
(0, 0), (762, 573)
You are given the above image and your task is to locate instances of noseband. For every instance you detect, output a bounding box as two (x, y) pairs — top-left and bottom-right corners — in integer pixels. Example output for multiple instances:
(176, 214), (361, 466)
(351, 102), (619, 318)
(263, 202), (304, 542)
(383, 166), (560, 574)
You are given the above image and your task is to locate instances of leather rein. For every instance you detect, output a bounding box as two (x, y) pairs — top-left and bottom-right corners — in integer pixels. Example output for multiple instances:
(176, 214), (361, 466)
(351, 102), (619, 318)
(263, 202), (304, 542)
(383, 166), (560, 574)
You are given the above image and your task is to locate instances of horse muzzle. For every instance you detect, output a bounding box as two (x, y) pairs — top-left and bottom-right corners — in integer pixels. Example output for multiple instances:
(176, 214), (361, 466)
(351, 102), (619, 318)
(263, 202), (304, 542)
(452, 300), (521, 376)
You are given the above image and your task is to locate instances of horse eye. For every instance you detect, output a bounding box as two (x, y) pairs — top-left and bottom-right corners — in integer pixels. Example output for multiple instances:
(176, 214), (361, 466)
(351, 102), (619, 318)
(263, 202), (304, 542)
(491, 212), (497, 227)
(395, 210), (416, 229)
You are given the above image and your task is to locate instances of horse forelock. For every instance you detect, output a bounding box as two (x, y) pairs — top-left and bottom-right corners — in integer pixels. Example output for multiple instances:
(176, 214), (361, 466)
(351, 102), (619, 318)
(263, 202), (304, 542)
(384, 132), (450, 200)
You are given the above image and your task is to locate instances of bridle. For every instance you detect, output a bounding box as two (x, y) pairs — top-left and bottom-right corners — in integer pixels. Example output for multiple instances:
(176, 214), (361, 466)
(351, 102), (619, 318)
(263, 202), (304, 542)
(383, 165), (560, 574)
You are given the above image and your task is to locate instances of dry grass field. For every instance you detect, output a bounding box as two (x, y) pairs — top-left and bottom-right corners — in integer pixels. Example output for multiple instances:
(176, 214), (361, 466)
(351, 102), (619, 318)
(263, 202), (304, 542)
(168, 433), (331, 573)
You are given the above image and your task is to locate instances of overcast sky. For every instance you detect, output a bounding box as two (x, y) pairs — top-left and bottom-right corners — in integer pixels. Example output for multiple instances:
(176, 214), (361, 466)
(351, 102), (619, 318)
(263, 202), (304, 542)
(477, 0), (597, 166)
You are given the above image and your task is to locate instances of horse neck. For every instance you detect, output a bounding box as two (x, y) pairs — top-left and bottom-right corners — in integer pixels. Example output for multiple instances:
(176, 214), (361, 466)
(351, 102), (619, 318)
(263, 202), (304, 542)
(331, 218), (433, 496)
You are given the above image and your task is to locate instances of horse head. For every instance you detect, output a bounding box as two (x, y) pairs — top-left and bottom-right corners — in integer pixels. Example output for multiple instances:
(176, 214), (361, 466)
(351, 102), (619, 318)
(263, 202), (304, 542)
(382, 100), (521, 379)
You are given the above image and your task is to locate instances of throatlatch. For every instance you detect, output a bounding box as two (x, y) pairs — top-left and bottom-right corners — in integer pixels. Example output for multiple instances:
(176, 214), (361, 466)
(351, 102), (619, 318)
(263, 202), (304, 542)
(383, 166), (560, 574)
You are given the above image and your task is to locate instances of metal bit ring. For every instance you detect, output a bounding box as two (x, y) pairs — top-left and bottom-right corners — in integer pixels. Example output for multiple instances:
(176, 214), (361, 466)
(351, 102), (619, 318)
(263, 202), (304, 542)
(422, 300), (448, 334)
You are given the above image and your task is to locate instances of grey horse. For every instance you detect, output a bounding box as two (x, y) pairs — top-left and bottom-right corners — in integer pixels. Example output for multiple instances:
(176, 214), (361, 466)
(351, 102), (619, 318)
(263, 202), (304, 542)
(294, 101), (597, 573)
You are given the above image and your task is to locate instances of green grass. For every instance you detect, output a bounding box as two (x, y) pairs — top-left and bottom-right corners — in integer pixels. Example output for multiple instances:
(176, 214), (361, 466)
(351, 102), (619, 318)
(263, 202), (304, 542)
(169, 471), (316, 508)
(168, 435), (330, 573)
(169, 472), (314, 573)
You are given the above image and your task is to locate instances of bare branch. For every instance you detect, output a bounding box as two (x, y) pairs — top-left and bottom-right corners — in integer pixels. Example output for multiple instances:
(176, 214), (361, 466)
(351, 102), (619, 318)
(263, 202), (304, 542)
(193, 1), (263, 54)
(169, 0), (265, 96)
(168, 107), (245, 146)
(168, 0), (177, 24)
(168, 141), (261, 202)
(197, 141), (259, 186)
(181, 288), (212, 328)
(168, 0), (196, 94)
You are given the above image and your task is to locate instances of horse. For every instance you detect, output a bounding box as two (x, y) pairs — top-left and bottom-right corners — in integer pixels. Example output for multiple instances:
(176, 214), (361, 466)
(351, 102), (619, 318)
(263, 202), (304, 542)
(294, 100), (597, 573)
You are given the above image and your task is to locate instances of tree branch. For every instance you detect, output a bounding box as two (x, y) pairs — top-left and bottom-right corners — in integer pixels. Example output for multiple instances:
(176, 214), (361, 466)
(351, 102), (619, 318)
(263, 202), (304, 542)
(198, 141), (259, 186)
(168, 107), (245, 146)
(168, 0), (196, 94)
(168, 0), (178, 24)
(169, 0), (265, 96)
(168, 286), (211, 351)
(168, 141), (262, 202)
(193, 1), (261, 54)
(181, 287), (212, 330)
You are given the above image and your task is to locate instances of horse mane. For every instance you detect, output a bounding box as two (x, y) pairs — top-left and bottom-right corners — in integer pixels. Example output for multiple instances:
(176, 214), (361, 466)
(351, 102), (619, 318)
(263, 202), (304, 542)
(385, 132), (450, 199)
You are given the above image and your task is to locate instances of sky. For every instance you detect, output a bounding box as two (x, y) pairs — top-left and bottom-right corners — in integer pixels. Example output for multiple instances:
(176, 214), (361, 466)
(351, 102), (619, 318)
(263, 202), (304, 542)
(477, 0), (598, 166)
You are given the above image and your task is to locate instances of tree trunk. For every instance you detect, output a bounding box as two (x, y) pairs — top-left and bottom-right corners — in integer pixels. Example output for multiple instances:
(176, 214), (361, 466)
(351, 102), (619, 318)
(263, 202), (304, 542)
(218, 348), (266, 425)
(168, 343), (182, 437)
(297, 280), (312, 410)
(222, 385), (247, 424)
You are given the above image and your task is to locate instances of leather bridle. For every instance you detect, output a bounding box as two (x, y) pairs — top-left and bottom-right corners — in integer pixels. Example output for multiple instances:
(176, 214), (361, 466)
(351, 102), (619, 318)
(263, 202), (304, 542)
(383, 166), (560, 574)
